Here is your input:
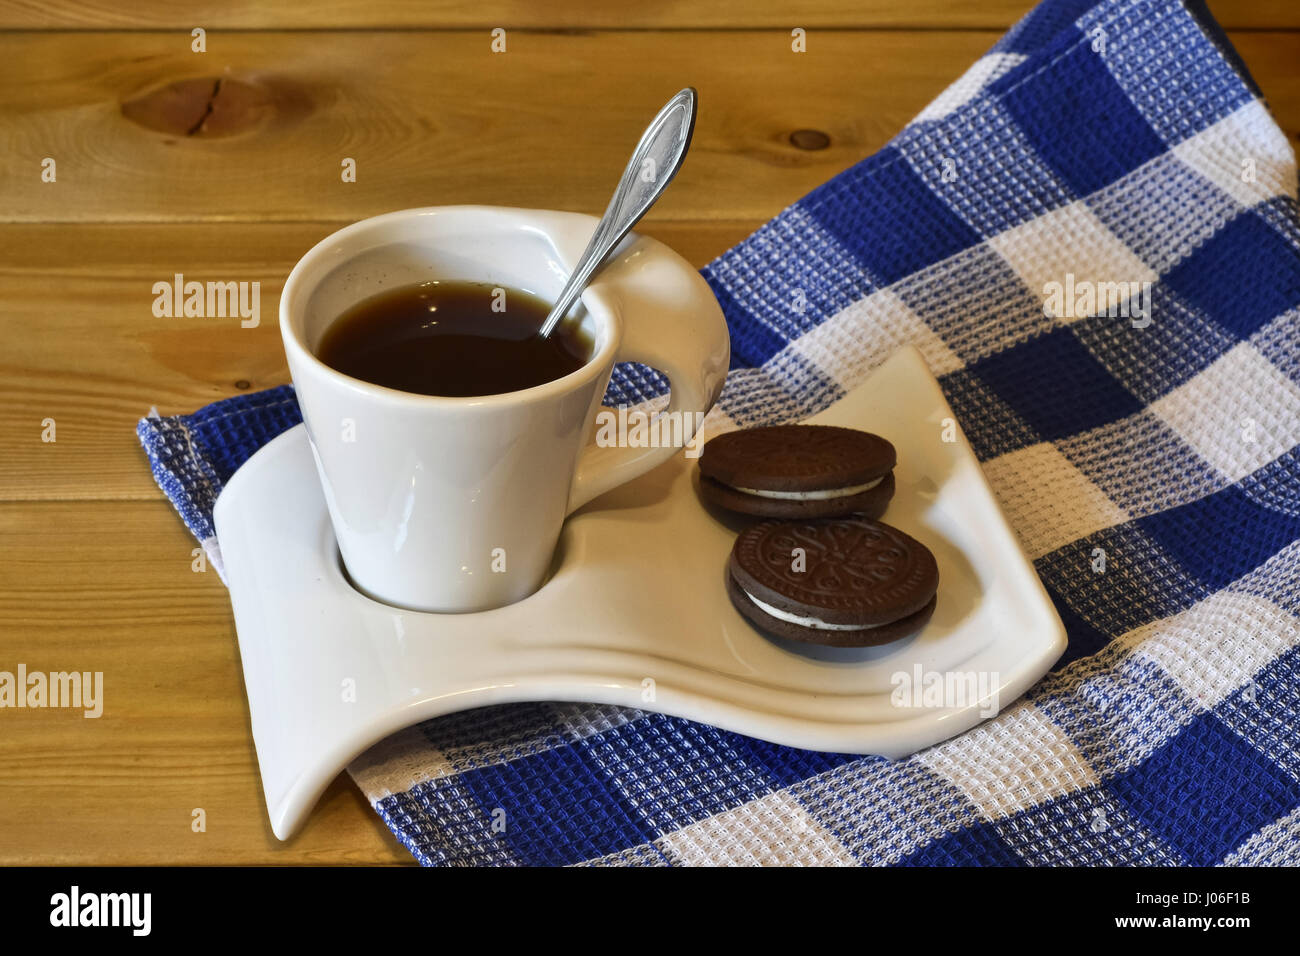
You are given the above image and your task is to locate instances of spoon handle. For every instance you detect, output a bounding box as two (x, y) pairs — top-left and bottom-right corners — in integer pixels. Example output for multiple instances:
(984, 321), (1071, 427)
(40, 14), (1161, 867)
(539, 87), (697, 338)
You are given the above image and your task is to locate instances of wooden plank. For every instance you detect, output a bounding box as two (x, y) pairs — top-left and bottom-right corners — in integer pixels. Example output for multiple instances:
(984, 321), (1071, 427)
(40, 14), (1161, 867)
(0, 0), (1293, 30)
(3, 28), (1294, 226)
(0, 0), (1033, 30)
(0, 222), (303, 501)
(0, 220), (756, 501)
(0, 499), (412, 863)
(1232, 30), (1300, 128)
(0, 29), (992, 223)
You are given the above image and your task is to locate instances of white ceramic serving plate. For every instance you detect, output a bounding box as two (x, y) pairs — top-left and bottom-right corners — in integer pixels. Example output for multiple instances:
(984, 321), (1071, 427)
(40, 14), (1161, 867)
(215, 346), (1066, 839)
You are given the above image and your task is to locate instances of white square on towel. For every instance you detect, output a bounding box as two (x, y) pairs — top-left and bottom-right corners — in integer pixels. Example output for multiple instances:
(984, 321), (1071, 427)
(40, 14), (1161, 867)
(1150, 342), (1300, 483)
(989, 200), (1157, 320)
(917, 701), (1099, 820)
(657, 789), (857, 866)
(788, 288), (964, 389)
(1118, 590), (1299, 711)
(1173, 99), (1298, 209)
(981, 442), (1130, 559)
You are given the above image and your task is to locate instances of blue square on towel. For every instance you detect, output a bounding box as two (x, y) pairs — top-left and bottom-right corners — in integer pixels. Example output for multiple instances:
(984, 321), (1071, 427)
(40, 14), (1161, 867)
(453, 741), (664, 866)
(1238, 449), (1300, 593)
(1163, 210), (1300, 339)
(938, 369), (1043, 460)
(1108, 712), (1300, 865)
(580, 714), (782, 833)
(734, 734), (855, 790)
(605, 361), (669, 407)
(1214, 647), (1300, 786)
(1136, 484), (1300, 592)
(1078, 0), (1255, 145)
(707, 274), (789, 370)
(997, 31), (1166, 197)
(802, 147), (983, 287)
(186, 385), (301, 483)
(1045, 583), (1112, 669)
(1035, 525), (1207, 640)
(969, 328), (1143, 441)
(897, 819), (1025, 866)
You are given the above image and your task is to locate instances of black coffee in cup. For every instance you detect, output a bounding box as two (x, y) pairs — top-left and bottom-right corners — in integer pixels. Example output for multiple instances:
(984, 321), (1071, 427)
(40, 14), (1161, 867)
(317, 280), (592, 397)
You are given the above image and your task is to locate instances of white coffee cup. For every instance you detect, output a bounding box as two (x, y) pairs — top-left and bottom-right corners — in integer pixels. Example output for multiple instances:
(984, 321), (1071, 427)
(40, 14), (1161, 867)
(280, 205), (729, 612)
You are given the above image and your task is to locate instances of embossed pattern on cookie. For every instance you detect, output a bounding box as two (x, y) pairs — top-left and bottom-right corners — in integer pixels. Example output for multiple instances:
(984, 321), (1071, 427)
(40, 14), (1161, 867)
(727, 517), (939, 643)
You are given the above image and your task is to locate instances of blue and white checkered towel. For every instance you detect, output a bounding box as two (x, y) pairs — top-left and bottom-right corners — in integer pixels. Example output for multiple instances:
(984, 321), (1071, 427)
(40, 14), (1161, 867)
(139, 0), (1300, 865)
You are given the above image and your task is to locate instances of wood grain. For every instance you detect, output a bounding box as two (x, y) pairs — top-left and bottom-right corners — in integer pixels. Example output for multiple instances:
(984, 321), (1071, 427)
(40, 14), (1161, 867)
(0, 30), (1025, 223)
(0, 499), (411, 864)
(0, 0), (1293, 30)
(0, 1), (1033, 30)
(3, 29), (1294, 225)
(0, 220), (755, 501)
(1232, 31), (1300, 135)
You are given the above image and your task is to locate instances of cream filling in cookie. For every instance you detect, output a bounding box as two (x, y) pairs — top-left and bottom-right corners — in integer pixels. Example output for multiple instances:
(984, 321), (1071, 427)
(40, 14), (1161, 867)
(731, 475), (884, 501)
(745, 591), (876, 631)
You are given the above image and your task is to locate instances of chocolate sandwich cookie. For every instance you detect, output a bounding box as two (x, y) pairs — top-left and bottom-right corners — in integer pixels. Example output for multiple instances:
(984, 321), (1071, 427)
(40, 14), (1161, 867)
(699, 425), (896, 519)
(727, 517), (938, 647)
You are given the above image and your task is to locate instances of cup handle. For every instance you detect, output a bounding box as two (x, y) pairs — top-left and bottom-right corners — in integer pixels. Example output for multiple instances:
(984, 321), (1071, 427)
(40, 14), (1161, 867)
(566, 239), (729, 514)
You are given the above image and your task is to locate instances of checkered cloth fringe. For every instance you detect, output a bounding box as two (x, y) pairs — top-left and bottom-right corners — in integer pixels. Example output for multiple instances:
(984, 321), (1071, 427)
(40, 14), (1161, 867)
(139, 0), (1300, 865)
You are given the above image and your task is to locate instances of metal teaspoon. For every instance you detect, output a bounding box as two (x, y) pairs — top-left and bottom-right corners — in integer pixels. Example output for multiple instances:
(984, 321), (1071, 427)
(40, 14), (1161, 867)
(538, 87), (698, 339)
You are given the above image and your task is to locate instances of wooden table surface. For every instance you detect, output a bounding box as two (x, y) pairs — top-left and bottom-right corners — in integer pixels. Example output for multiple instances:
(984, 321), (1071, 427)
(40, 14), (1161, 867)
(1, 1), (1296, 865)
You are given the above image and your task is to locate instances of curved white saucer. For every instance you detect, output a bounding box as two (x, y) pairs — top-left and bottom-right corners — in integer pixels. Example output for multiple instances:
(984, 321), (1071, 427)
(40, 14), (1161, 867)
(214, 346), (1066, 839)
